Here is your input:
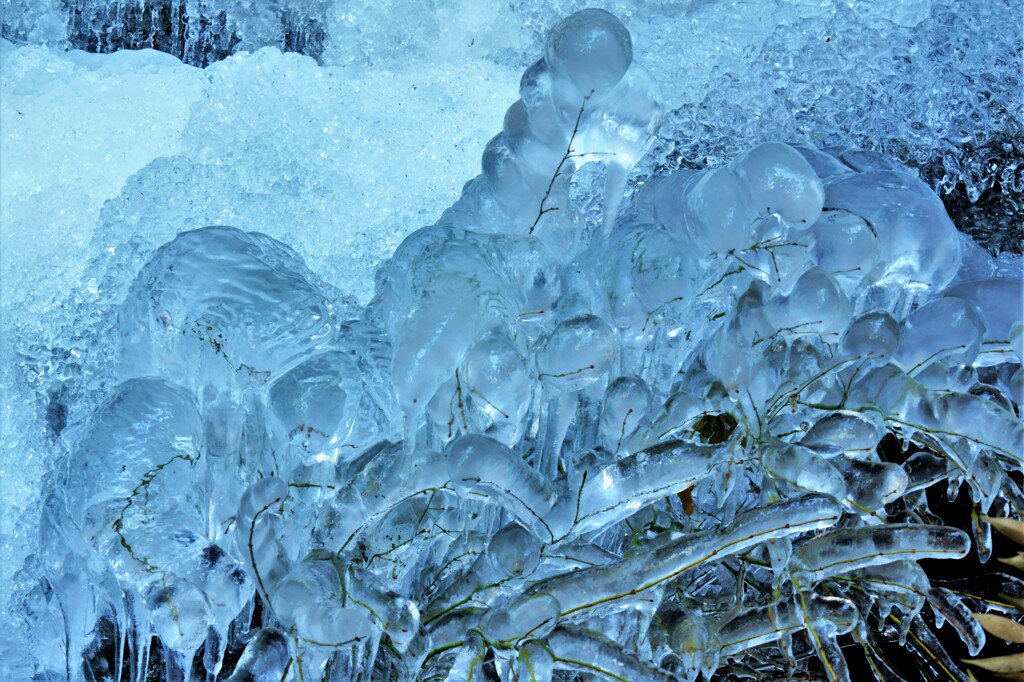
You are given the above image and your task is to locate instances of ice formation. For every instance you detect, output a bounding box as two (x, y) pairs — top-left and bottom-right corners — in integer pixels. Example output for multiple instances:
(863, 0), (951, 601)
(2, 3), (1023, 682)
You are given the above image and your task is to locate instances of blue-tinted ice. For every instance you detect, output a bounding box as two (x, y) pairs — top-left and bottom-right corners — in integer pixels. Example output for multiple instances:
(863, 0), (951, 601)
(4, 6), (1023, 682)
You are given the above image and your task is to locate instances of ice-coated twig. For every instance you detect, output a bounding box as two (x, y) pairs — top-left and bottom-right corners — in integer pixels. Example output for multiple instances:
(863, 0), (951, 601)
(528, 92), (593, 235)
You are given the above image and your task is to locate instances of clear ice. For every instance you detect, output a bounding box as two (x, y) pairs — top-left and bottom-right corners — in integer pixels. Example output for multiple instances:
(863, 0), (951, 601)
(1, 2), (1023, 682)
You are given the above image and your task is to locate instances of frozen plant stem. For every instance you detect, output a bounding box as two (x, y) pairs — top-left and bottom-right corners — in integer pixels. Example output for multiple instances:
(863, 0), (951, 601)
(529, 92), (593, 235)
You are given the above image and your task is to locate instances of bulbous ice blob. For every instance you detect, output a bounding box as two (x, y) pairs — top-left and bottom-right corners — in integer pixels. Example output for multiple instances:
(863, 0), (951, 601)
(295, 601), (373, 647)
(517, 640), (555, 682)
(685, 167), (759, 254)
(792, 143), (855, 183)
(545, 9), (632, 97)
(481, 133), (534, 216)
(894, 297), (985, 374)
(600, 375), (651, 452)
(491, 233), (564, 320)
(642, 391), (707, 444)
(519, 59), (565, 147)
(577, 61), (663, 172)
(482, 592), (561, 645)
(66, 378), (202, 535)
(629, 227), (699, 313)
(268, 342), (395, 465)
(840, 309), (901, 364)
(119, 226), (339, 389)
(462, 328), (532, 445)
(345, 565), (421, 652)
(800, 410), (883, 459)
(536, 314), (617, 392)
(487, 524), (541, 579)
(825, 169), (962, 293)
(503, 99), (563, 188)
(762, 443), (847, 501)
(447, 434), (561, 539)
(831, 456), (909, 510)
(944, 278), (1024, 363)
(186, 542), (252, 630)
(812, 209), (880, 287)
(731, 142), (825, 228)
(392, 276), (507, 427)
(235, 477), (289, 593)
(144, 580), (211, 656)
(765, 267), (852, 342)
(238, 477), (288, 527)
(226, 628), (291, 682)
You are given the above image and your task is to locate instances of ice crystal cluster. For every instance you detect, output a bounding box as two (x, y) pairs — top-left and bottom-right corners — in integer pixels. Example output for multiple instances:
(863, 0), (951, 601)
(2, 4), (1023, 682)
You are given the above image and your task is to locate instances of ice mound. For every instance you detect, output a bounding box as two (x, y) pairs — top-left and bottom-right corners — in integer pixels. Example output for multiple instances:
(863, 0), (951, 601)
(6, 8), (1023, 682)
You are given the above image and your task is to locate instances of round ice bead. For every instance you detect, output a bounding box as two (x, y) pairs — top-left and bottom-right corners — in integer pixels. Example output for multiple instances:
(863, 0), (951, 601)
(812, 209), (879, 285)
(629, 227), (699, 313)
(840, 310), (901, 364)
(685, 167), (760, 254)
(268, 349), (392, 464)
(1009, 365), (1023, 404)
(238, 477), (288, 525)
(894, 296), (985, 373)
(536, 314), (617, 392)
(731, 142), (825, 227)
(600, 375), (651, 452)
(545, 9), (632, 96)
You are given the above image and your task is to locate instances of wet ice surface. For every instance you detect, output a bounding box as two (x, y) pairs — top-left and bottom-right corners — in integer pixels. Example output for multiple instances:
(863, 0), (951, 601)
(2, 2), (1023, 681)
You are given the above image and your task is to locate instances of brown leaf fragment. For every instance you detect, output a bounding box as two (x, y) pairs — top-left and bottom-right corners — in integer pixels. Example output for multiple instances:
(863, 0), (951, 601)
(982, 515), (1024, 546)
(963, 652), (1024, 674)
(974, 613), (1024, 643)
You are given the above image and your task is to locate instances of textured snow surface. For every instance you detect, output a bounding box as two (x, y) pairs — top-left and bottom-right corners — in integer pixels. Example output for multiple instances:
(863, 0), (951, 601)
(1, 2), (1022, 681)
